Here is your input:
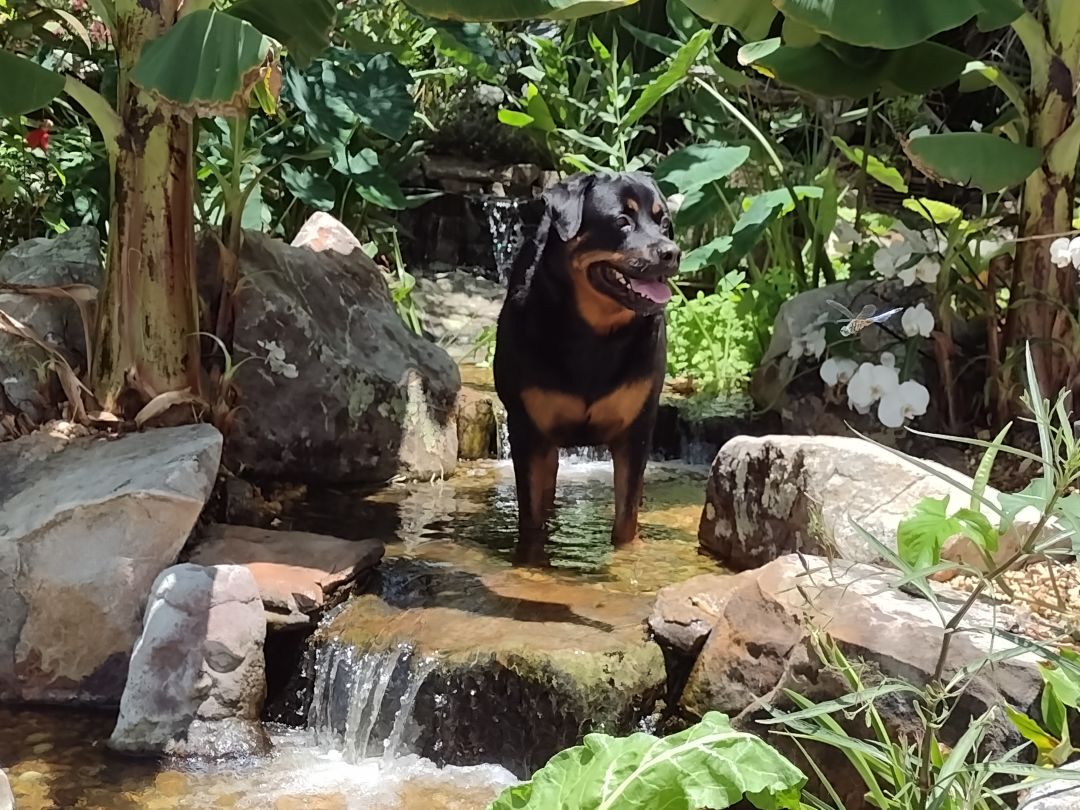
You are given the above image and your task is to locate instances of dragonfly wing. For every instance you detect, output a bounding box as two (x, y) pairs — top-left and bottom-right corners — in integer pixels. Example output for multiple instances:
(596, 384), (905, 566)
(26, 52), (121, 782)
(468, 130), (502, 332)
(868, 307), (903, 324)
(826, 299), (855, 319)
(854, 304), (877, 320)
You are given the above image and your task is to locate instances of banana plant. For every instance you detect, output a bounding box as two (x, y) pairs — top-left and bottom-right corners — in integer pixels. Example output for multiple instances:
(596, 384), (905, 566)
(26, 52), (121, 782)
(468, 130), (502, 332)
(712, 0), (1080, 415)
(0, 0), (624, 418)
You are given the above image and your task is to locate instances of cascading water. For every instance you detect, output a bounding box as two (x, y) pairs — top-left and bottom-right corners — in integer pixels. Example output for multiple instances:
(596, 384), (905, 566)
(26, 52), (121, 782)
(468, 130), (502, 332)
(309, 641), (437, 763)
(482, 197), (528, 283)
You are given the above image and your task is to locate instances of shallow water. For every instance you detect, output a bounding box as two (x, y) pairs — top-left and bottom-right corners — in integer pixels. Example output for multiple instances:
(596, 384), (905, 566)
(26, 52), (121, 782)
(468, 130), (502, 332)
(290, 459), (720, 595)
(0, 707), (515, 810)
(2, 459), (716, 807)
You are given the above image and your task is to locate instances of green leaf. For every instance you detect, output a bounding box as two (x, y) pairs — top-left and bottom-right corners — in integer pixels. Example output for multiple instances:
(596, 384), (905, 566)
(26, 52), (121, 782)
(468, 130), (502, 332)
(280, 163), (334, 210)
(498, 109), (536, 127)
(433, 22), (501, 81)
(401, 0), (640, 21)
(880, 42), (971, 95)
(749, 43), (882, 98)
(681, 235), (733, 274)
(959, 60), (1027, 118)
(1004, 705), (1059, 755)
(1043, 651), (1080, 710)
(997, 478), (1050, 533)
(131, 10), (272, 114)
(624, 29), (711, 126)
(906, 133), (1042, 191)
(673, 183), (728, 229)
(489, 711), (805, 810)
(952, 507), (999, 553)
(225, 0), (335, 68)
(525, 84), (557, 132)
(896, 496), (958, 569)
(654, 143), (751, 195)
(903, 197), (963, 225)
(831, 136), (908, 193)
(976, 0), (1024, 31)
(0, 51), (65, 117)
(285, 53), (414, 143)
(777, 0), (992, 50)
(681, 0), (776, 41)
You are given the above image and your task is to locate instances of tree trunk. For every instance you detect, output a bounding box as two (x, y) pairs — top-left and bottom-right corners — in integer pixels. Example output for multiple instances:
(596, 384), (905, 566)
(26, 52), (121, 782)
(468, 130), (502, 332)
(91, 0), (200, 416)
(1010, 10), (1080, 405)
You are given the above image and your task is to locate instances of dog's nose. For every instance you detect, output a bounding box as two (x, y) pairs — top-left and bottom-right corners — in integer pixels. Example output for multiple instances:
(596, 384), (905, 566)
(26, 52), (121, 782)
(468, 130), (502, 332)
(658, 243), (681, 265)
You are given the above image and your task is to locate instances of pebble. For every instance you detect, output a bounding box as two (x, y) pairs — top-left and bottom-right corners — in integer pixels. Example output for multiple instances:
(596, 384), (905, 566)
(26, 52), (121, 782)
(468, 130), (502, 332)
(951, 559), (1080, 642)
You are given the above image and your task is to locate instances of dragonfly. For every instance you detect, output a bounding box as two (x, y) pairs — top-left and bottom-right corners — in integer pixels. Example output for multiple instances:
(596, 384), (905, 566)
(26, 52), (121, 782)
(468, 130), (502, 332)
(826, 300), (902, 337)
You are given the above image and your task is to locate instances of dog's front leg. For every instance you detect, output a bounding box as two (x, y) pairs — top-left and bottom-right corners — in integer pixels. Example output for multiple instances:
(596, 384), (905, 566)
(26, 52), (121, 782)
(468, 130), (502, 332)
(609, 407), (655, 547)
(506, 406), (559, 565)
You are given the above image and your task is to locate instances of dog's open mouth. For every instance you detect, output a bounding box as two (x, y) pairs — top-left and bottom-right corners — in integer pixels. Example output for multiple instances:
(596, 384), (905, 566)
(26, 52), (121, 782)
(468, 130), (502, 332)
(590, 263), (673, 312)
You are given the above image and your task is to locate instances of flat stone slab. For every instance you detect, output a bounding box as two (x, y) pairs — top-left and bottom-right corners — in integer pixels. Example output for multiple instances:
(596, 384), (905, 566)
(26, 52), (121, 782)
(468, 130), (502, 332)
(189, 525), (384, 627)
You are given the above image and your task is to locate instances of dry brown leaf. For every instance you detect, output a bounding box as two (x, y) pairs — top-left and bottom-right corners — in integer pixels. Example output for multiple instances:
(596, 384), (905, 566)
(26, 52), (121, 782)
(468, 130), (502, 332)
(0, 282), (98, 302)
(134, 388), (208, 428)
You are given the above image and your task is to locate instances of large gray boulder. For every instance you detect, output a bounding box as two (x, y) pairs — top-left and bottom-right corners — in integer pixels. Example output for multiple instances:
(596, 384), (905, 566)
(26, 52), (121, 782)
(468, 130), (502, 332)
(201, 220), (459, 483)
(0, 424), (222, 704)
(698, 434), (1052, 570)
(109, 563), (268, 758)
(0, 227), (101, 425)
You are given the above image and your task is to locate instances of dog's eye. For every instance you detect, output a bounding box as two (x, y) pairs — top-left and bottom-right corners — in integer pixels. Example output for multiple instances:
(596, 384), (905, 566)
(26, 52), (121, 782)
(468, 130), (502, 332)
(616, 215), (634, 232)
(661, 217), (673, 236)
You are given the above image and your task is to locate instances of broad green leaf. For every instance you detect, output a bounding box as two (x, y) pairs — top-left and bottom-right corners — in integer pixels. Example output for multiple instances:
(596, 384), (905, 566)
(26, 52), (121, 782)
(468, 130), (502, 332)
(749, 43), (882, 98)
(673, 183), (728, 228)
(620, 19), (681, 56)
(285, 53), (414, 144)
(951, 507), (999, 553)
(959, 60), (1026, 118)
(1043, 651), (1080, 710)
(280, 163), (334, 210)
(737, 38), (782, 66)
(997, 478), (1050, 532)
(903, 197), (963, 225)
(525, 84), (557, 132)
(401, 0), (639, 21)
(225, 0), (335, 68)
(489, 711), (805, 810)
(0, 51), (65, 117)
(781, 15), (819, 47)
(1004, 705), (1059, 755)
(681, 235), (733, 274)
(750, 39), (966, 99)
(131, 10), (272, 114)
(831, 136), (907, 193)
(777, 0), (992, 50)
(880, 42), (970, 95)
(681, 0), (776, 41)
(654, 143), (751, 195)
(498, 109), (536, 127)
(742, 185), (823, 215)
(624, 29), (710, 126)
(896, 496), (957, 569)
(976, 0), (1024, 31)
(906, 133), (1042, 191)
(433, 22), (501, 81)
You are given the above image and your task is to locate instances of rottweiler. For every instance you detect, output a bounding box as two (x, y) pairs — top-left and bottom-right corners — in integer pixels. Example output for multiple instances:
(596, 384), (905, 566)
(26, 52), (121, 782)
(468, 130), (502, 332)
(493, 171), (680, 564)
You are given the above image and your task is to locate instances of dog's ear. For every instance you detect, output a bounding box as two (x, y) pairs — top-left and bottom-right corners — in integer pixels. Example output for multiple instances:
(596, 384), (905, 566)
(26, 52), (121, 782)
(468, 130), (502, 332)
(543, 174), (592, 242)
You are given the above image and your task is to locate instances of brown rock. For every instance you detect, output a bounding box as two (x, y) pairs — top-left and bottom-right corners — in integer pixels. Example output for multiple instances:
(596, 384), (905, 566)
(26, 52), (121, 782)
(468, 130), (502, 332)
(188, 525), (384, 627)
(456, 388), (496, 460)
(651, 556), (1042, 720)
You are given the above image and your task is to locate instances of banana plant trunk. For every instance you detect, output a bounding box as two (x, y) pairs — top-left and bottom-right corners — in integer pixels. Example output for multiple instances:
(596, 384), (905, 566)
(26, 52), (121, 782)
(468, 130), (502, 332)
(1009, 9), (1080, 404)
(92, 0), (201, 416)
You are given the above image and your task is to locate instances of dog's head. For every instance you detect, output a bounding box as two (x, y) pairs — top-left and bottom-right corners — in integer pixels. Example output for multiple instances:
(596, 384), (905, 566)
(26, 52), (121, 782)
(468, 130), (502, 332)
(544, 172), (681, 324)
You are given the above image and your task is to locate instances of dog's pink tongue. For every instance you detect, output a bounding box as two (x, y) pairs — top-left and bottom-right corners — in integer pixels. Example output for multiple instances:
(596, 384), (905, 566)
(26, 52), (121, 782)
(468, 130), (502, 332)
(629, 278), (672, 304)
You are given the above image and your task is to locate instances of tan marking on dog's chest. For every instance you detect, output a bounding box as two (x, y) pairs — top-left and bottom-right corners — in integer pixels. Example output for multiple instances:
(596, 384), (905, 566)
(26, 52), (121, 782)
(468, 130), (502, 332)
(521, 378), (653, 440)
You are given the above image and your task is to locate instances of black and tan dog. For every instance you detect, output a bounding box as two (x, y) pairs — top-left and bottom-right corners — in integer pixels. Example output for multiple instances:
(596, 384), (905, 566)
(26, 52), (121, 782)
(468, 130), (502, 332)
(494, 172), (680, 563)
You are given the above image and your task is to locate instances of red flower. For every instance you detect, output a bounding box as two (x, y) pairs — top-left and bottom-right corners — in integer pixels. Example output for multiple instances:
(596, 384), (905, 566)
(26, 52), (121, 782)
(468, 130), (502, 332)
(25, 127), (50, 152)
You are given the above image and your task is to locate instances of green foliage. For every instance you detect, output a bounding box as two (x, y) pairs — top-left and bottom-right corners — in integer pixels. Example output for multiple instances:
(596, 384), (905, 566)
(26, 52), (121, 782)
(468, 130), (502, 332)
(403, 0), (640, 22)
(488, 711), (805, 810)
(0, 50), (65, 117)
(499, 27), (709, 171)
(1008, 648), (1080, 766)
(666, 273), (758, 394)
(905, 132), (1043, 191)
(895, 496), (998, 569)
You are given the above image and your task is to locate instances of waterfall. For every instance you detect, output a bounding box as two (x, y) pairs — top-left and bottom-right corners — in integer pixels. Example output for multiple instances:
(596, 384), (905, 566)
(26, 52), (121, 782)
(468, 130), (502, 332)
(308, 642), (435, 763)
(482, 197), (527, 283)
